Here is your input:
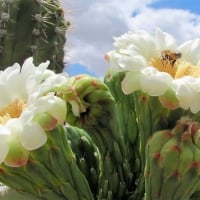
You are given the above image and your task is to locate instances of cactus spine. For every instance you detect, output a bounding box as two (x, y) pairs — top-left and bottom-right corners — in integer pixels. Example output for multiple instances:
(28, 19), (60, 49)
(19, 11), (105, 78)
(0, 0), (69, 72)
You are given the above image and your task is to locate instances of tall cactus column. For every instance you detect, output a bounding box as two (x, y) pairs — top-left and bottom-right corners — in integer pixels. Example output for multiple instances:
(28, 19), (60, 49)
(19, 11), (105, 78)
(104, 71), (142, 198)
(0, 0), (69, 72)
(59, 74), (133, 199)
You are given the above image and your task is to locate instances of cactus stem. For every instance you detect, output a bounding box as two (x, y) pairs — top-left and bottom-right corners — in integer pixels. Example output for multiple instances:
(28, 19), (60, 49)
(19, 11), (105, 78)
(190, 161), (200, 170)
(171, 170), (180, 179)
(152, 152), (162, 161)
(0, 167), (5, 174)
(170, 145), (181, 153)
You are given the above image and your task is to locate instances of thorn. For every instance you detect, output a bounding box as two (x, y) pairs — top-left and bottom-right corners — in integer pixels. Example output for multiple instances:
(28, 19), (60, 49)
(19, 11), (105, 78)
(0, 29), (6, 38)
(32, 28), (40, 36)
(1, 12), (9, 21)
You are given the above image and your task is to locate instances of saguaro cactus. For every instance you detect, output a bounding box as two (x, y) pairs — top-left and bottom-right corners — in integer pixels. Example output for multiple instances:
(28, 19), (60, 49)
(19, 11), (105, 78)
(145, 118), (200, 200)
(59, 74), (133, 199)
(0, 0), (69, 72)
(2, 1), (200, 200)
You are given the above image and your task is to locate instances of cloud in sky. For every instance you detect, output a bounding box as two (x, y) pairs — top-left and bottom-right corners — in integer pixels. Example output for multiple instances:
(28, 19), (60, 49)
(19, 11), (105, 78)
(61, 0), (200, 77)
(128, 8), (200, 42)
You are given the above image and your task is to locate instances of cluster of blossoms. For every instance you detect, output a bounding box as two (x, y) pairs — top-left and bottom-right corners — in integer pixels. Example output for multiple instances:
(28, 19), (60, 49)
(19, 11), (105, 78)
(0, 57), (68, 167)
(105, 28), (200, 113)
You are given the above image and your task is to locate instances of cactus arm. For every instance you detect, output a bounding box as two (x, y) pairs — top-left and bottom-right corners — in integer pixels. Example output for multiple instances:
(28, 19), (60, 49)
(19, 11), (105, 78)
(0, 0), (69, 72)
(60, 74), (133, 199)
(66, 125), (101, 195)
(145, 120), (200, 200)
(0, 125), (94, 200)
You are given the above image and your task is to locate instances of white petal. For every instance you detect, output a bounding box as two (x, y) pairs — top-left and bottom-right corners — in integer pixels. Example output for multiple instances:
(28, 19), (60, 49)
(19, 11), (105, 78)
(20, 57), (52, 95)
(20, 57), (37, 82)
(178, 39), (200, 65)
(0, 83), (12, 107)
(0, 63), (23, 103)
(44, 96), (67, 124)
(114, 30), (156, 59)
(154, 28), (177, 51)
(37, 60), (50, 71)
(34, 95), (67, 124)
(19, 122), (47, 150)
(121, 71), (142, 94)
(0, 125), (11, 140)
(141, 67), (172, 96)
(172, 77), (200, 113)
(37, 73), (68, 94)
(6, 118), (24, 134)
(107, 51), (146, 71)
(189, 94), (200, 113)
(107, 28), (179, 73)
(2, 63), (20, 79)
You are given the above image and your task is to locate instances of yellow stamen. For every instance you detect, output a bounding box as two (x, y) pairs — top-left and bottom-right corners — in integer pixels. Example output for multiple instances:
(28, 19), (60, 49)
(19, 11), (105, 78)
(150, 58), (178, 78)
(175, 62), (200, 78)
(150, 50), (200, 79)
(0, 99), (26, 124)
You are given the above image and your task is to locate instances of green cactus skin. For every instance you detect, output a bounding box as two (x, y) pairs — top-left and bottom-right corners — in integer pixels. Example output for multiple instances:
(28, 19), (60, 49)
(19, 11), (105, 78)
(66, 125), (101, 195)
(145, 119), (200, 200)
(104, 71), (142, 198)
(0, 125), (94, 200)
(0, 0), (69, 72)
(104, 70), (194, 199)
(59, 74), (132, 199)
(0, 185), (40, 200)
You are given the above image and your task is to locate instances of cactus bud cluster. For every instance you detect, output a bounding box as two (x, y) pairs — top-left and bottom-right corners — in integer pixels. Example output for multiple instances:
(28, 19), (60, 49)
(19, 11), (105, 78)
(145, 118), (200, 200)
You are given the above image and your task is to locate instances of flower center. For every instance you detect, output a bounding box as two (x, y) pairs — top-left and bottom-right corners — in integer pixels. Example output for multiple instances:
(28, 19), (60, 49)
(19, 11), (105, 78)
(150, 50), (200, 78)
(150, 50), (181, 78)
(0, 99), (26, 124)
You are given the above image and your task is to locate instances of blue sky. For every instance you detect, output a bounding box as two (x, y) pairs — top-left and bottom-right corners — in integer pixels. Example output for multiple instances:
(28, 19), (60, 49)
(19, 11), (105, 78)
(151, 0), (200, 14)
(62, 0), (200, 77)
(66, 63), (97, 77)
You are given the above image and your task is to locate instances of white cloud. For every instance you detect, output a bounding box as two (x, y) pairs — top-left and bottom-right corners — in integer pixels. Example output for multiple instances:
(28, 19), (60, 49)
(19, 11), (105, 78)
(128, 8), (200, 43)
(61, 1), (200, 77)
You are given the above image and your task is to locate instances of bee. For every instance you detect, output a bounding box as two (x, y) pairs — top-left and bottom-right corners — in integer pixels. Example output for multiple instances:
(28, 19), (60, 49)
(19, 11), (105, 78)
(161, 50), (182, 67)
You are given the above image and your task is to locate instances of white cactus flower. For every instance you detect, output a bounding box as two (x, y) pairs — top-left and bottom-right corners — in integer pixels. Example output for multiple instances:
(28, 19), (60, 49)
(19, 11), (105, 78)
(106, 28), (200, 113)
(0, 57), (68, 167)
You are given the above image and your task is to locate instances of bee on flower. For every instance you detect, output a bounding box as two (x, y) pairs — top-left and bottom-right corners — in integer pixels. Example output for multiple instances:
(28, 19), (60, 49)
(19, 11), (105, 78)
(105, 28), (200, 113)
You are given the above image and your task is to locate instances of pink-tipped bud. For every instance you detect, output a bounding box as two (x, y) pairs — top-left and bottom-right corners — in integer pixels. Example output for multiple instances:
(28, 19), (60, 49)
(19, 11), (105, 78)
(4, 138), (29, 167)
(159, 89), (179, 110)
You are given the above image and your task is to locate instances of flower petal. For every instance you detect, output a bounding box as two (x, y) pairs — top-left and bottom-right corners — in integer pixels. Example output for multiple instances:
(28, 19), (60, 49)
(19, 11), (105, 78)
(0, 125), (11, 140)
(19, 122), (47, 150)
(172, 77), (200, 112)
(113, 30), (157, 60)
(36, 73), (69, 95)
(178, 39), (200, 65)
(33, 112), (57, 130)
(121, 71), (142, 94)
(141, 67), (173, 96)
(154, 28), (177, 51)
(34, 94), (67, 124)
(4, 137), (29, 167)
(106, 51), (146, 71)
